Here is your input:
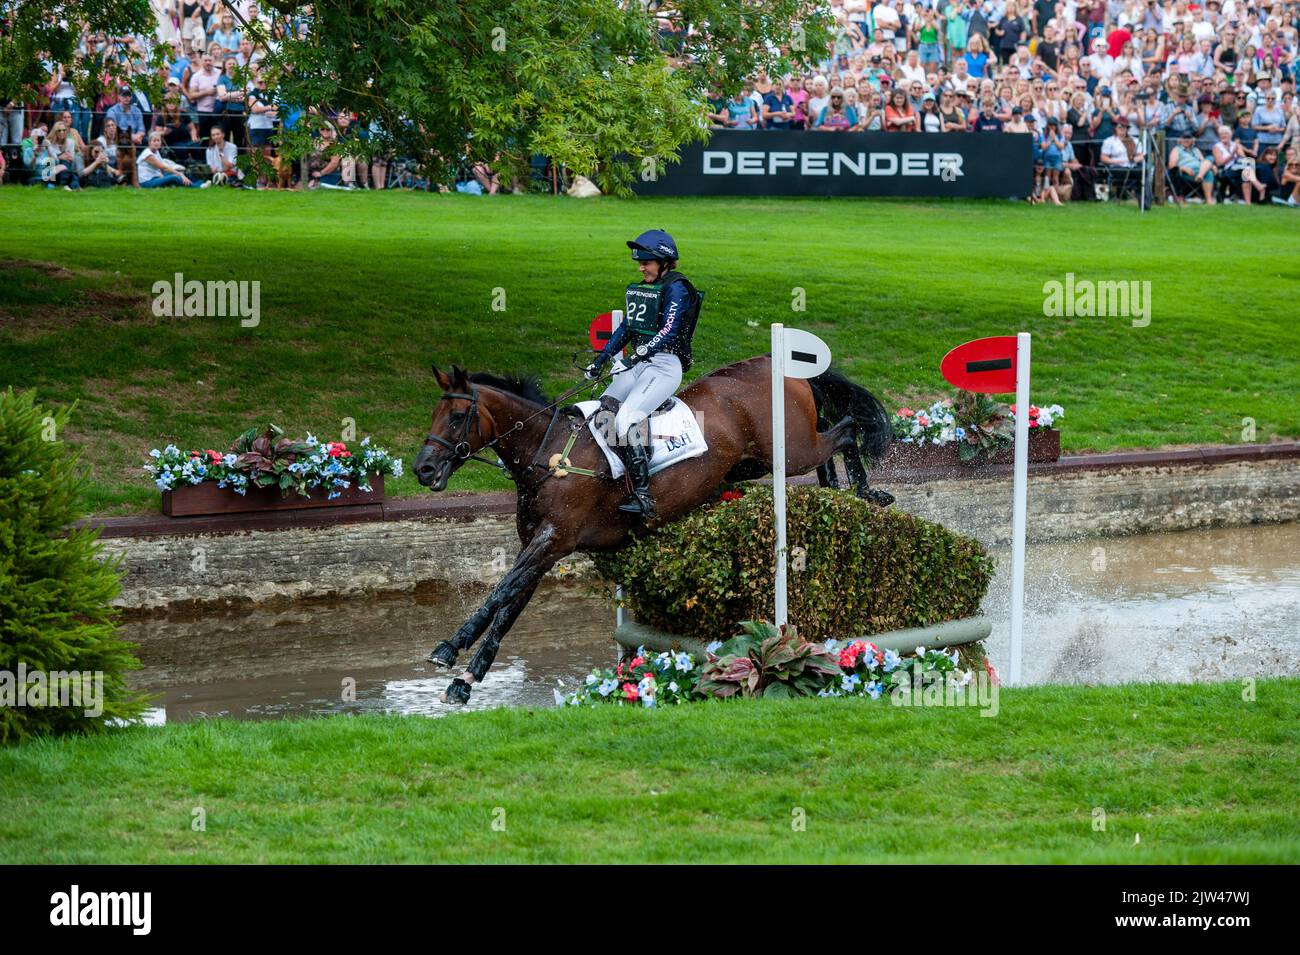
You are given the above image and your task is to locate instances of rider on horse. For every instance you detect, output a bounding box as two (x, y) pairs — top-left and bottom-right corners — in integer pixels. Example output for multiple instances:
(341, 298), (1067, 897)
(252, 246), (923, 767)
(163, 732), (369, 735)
(584, 229), (703, 519)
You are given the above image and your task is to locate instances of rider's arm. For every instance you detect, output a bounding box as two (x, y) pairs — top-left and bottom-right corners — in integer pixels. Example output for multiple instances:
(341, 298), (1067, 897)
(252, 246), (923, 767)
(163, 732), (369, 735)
(633, 281), (691, 360)
(596, 321), (630, 364)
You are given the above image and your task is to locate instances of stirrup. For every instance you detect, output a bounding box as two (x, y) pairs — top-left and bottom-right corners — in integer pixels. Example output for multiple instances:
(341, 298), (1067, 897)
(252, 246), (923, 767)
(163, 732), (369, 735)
(618, 491), (655, 517)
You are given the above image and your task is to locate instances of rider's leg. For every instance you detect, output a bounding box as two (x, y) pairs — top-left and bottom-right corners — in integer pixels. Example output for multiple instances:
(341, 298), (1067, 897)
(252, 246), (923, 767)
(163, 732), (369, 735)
(612, 354), (682, 516)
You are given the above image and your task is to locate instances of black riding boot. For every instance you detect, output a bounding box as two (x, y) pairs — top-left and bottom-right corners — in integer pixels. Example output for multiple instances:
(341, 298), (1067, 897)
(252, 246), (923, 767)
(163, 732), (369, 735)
(615, 440), (655, 518)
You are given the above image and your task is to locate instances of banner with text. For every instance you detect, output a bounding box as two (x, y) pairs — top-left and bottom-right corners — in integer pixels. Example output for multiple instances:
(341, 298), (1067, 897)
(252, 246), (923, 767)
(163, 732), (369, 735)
(633, 129), (1033, 198)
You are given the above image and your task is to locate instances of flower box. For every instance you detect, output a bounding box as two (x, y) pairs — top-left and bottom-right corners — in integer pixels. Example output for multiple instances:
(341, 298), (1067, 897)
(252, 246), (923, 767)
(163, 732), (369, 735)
(161, 473), (385, 517)
(880, 427), (1060, 473)
(146, 426), (402, 518)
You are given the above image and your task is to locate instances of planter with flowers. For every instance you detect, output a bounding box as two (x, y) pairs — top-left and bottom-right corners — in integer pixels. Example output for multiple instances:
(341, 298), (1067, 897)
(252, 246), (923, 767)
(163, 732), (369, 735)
(557, 620), (989, 708)
(880, 391), (1063, 473)
(146, 424), (403, 516)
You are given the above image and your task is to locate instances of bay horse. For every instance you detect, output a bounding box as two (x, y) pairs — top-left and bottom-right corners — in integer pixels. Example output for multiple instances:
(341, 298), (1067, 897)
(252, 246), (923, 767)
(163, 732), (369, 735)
(413, 356), (893, 704)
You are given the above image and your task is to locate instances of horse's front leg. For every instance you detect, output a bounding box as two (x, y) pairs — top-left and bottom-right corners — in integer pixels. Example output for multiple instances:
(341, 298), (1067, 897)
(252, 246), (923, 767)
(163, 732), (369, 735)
(427, 526), (557, 671)
(443, 571), (548, 704)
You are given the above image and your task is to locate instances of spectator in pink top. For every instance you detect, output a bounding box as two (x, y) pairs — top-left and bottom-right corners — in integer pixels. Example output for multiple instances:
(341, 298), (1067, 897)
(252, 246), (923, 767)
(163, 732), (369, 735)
(187, 52), (221, 139)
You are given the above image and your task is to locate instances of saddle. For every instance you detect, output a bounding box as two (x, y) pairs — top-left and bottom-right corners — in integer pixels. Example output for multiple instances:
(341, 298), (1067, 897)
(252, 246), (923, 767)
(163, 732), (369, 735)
(570, 397), (708, 480)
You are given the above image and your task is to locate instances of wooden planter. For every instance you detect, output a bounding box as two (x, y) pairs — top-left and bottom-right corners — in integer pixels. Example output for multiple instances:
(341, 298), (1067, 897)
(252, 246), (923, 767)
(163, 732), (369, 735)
(879, 428), (1060, 473)
(162, 474), (385, 517)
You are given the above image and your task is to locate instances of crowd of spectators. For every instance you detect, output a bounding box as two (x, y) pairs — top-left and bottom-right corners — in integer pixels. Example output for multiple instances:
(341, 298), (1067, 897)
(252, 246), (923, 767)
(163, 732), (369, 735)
(701, 0), (1300, 205)
(0, 2), (446, 192)
(3, 1), (1298, 205)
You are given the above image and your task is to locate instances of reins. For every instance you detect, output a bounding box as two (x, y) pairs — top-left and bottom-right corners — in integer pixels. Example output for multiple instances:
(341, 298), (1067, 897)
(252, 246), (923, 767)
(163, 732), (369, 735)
(424, 369), (617, 482)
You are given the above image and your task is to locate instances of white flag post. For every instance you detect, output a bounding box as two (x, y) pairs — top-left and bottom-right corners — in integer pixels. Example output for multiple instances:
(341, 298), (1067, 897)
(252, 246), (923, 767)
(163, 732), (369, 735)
(769, 324), (832, 630)
(1008, 332), (1031, 685)
(612, 308), (627, 629)
(771, 324), (789, 627)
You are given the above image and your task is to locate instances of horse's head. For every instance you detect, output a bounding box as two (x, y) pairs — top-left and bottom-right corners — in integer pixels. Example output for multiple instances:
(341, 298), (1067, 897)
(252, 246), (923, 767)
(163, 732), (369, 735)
(414, 363), (492, 491)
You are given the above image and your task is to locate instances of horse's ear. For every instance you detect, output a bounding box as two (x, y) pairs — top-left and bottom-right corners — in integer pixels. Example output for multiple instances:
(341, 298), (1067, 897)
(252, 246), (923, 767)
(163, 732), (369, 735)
(432, 363), (452, 390)
(451, 365), (469, 389)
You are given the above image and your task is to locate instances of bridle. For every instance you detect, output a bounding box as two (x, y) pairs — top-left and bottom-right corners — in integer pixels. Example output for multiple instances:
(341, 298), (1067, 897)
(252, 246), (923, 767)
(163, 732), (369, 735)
(422, 368), (618, 481)
(422, 385), (514, 473)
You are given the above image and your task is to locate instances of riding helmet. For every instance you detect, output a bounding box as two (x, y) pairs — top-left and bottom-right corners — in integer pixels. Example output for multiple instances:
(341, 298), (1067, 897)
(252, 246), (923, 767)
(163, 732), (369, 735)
(627, 230), (678, 262)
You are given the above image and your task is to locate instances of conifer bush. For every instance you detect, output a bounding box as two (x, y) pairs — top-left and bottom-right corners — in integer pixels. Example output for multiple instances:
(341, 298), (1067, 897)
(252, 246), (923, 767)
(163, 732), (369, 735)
(0, 388), (147, 744)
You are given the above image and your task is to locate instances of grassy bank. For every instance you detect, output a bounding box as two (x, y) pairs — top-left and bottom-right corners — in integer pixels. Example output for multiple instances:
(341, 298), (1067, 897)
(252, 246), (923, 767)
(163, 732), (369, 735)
(1, 189), (1297, 514)
(1, 679), (1297, 863)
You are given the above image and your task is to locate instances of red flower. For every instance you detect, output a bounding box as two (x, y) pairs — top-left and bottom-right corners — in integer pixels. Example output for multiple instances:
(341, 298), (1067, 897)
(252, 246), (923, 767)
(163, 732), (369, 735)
(629, 656), (645, 670)
(327, 442), (347, 458)
(341, 451), (352, 457)
(206, 449), (222, 463)
(720, 490), (743, 502)
(898, 408), (915, 418)
(984, 657), (1000, 686)
(838, 640), (868, 669)
(622, 683), (639, 701)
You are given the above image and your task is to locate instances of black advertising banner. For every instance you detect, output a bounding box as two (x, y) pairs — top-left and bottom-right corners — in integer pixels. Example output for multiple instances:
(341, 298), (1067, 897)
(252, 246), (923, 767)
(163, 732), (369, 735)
(633, 129), (1033, 198)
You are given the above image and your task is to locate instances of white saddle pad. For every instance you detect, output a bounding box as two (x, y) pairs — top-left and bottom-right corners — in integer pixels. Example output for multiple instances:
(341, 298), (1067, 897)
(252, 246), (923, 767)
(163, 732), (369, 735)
(573, 397), (708, 479)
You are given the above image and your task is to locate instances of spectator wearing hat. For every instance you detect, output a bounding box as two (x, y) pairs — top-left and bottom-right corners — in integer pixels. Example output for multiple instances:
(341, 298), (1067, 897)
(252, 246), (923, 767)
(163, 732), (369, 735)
(1194, 94), (1220, 152)
(105, 86), (146, 146)
(919, 92), (944, 131)
(1168, 129), (1216, 204)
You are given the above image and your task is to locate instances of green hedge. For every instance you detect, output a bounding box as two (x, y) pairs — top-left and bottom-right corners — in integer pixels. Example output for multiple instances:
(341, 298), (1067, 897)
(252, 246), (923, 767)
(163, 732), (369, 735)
(590, 486), (994, 642)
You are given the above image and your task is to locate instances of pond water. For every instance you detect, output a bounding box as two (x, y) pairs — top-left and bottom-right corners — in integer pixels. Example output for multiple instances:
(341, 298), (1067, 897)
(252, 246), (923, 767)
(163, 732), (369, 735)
(124, 522), (1300, 724)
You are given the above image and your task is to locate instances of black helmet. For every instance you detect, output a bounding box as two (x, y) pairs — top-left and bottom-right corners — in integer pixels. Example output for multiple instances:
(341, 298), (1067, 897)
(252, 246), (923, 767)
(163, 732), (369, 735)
(627, 229), (678, 262)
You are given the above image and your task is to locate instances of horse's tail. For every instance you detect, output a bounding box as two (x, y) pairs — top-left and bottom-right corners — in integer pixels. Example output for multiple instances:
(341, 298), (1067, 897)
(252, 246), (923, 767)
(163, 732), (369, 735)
(808, 367), (892, 466)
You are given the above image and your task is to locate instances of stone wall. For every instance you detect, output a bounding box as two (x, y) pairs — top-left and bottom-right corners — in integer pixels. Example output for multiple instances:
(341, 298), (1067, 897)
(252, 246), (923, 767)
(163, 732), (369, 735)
(96, 451), (1300, 611)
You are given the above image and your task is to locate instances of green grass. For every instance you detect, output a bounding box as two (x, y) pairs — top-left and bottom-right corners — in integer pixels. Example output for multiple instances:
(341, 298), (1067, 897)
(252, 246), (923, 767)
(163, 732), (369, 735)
(2, 189), (1297, 515)
(1, 679), (1297, 863)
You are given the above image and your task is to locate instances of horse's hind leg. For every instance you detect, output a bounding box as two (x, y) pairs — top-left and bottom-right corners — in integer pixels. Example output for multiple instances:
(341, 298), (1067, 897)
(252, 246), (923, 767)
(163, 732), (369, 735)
(842, 439), (895, 507)
(815, 414), (846, 490)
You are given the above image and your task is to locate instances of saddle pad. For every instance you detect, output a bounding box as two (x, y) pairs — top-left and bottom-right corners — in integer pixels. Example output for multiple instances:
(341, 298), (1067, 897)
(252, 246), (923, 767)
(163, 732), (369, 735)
(573, 397), (708, 479)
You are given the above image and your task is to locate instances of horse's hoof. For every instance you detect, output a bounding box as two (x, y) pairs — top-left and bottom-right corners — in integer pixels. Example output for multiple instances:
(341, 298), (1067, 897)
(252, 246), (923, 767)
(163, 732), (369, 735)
(443, 678), (472, 705)
(859, 487), (895, 507)
(428, 641), (458, 669)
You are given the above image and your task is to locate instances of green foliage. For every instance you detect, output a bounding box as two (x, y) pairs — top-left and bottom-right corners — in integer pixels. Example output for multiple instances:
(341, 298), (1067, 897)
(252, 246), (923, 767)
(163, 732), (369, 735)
(230, 424), (318, 492)
(696, 621), (841, 699)
(590, 486), (994, 641)
(0, 2), (164, 105)
(246, 0), (829, 192)
(953, 391), (1014, 463)
(0, 388), (148, 744)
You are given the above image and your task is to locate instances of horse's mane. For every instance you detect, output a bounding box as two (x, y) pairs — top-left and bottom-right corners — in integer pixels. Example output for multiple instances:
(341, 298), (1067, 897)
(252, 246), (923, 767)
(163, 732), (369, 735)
(467, 371), (550, 407)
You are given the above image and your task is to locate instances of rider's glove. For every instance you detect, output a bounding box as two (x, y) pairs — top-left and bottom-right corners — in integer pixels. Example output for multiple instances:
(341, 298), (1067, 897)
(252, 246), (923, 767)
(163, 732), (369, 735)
(583, 360), (603, 380)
